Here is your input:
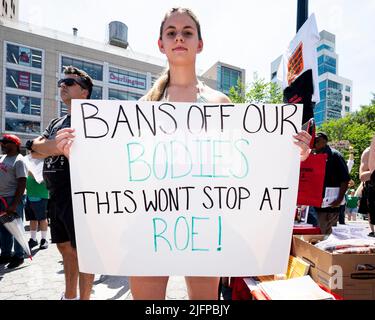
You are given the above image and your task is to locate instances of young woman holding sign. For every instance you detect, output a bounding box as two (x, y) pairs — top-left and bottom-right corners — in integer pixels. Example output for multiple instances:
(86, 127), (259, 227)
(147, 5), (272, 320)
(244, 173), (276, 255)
(130, 7), (312, 300)
(55, 7), (311, 300)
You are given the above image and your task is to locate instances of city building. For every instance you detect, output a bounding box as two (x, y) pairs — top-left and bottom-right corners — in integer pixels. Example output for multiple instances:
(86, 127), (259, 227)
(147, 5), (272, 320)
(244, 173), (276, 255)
(270, 30), (352, 126)
(1, 0), (18, 20)
(0, 18), (245, 146)
(314, 30), (352, 126)
(202, 61), (245, 96)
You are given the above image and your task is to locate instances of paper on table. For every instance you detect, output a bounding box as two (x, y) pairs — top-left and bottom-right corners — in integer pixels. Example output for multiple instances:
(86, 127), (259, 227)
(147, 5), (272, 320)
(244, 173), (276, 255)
(258, 275), (335, 300)
(321, 187), (345, 208)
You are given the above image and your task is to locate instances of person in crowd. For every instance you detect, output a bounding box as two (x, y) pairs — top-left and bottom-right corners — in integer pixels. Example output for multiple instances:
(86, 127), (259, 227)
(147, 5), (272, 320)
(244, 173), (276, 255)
(25, 173), (49, 250)
(338, 146), (355, 225)
(313, 132), (350, 234)
(0, 134), (27, 269)
(27, 66), (95, 299)
(345, 180), (358, 221)
(362, 136), (375, 237)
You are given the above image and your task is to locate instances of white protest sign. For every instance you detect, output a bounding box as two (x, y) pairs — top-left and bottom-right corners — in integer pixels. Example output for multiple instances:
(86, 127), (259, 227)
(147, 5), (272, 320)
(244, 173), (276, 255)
(70, 100), (302, 276)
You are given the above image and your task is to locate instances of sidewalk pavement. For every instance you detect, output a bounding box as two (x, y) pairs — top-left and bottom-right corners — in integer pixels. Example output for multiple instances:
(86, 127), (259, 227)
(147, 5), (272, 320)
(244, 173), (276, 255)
(0, 217), (371, 300)
(0, 227), (188, 300)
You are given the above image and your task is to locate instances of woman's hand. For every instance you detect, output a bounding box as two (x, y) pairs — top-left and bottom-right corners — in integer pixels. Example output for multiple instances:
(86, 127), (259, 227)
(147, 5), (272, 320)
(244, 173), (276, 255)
(293, 130), (312, 162)
(56, 128), (75, 159)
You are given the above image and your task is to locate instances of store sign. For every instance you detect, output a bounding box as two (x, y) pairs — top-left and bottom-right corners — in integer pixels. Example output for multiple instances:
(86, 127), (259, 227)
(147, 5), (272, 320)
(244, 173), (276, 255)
(109, 71), (146, 90)
(18, 71), (30, 90)
(70, 100), (303, 276)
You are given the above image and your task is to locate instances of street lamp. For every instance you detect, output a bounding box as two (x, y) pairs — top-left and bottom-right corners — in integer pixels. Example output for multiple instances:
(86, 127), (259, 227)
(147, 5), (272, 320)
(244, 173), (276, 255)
(297, 0), (308, 32)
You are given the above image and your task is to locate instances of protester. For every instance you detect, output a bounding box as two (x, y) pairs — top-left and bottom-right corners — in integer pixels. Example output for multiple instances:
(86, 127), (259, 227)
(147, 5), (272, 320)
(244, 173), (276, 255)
(345, 180), (358, 221)
(25, 173), (49, 250)
(370, 135), (375, 173)
(338, 146), (355, 225)
(0, 134), (28, 269)
(53, 8), (311, 300)
(359, 147), (374, 236)
(313, 132), (350, 234)
(27, 66), (95, 300)
(364, 135), (375, 237)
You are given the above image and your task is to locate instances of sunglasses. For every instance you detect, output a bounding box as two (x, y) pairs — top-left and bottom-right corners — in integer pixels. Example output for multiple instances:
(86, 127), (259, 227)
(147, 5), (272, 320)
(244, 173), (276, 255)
(58, 78), (88, 89)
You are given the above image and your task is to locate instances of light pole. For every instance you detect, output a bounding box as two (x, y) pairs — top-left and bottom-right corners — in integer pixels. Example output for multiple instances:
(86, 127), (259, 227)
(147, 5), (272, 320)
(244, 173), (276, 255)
(297, 0), (308, 32)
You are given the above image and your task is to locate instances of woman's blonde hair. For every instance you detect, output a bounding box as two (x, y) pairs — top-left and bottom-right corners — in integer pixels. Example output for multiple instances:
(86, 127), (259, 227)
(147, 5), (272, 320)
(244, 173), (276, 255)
(144, 7), (202, 101)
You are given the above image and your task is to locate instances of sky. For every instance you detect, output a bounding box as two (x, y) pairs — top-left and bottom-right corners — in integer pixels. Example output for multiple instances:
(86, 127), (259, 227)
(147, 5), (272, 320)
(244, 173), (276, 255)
(19, 0), (375, 110)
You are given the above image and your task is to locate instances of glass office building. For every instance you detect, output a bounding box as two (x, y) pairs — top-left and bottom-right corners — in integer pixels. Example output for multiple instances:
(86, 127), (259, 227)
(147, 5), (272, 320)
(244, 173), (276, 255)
(314, 30), (352, 126)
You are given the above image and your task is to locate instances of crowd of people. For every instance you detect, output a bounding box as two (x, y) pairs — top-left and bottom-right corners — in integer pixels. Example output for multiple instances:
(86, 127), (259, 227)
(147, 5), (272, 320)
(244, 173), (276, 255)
(1, 7), (374, 300)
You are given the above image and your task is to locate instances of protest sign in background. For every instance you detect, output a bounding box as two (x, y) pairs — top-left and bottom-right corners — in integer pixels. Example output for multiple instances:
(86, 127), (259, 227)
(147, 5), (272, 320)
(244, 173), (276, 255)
(70, 100), (302, 276)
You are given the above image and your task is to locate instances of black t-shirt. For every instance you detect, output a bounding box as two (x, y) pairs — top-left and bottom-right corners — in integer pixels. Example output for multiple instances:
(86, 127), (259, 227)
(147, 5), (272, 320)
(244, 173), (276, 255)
(42, 115), (71, 198)
(322, 146), (350, 190)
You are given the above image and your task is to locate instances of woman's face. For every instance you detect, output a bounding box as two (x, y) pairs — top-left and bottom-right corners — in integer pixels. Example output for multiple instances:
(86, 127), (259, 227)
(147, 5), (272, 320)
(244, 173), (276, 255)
(158, 12), (203, 66)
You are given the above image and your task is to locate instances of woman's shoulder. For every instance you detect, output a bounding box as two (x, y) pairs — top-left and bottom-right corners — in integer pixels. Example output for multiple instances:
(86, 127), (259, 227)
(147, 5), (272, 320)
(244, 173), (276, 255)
(200, 84), (232, 103)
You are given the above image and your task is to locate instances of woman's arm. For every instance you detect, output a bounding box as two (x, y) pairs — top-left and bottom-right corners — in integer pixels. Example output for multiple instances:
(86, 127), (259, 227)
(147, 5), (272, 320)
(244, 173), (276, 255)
(360, 148), (371, 182)
(369, 135), (375, 172)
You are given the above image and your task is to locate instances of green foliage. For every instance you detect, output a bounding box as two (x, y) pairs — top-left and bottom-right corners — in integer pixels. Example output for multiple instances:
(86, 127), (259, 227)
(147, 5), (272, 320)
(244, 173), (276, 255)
(229, 73), (283, 104)
(318, 100), (375, 186)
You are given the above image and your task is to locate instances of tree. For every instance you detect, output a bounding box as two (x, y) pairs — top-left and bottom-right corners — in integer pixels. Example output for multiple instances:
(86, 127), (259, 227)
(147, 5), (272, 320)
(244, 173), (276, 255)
(319, 100), (375, 186)
(229, 73), (283, 104)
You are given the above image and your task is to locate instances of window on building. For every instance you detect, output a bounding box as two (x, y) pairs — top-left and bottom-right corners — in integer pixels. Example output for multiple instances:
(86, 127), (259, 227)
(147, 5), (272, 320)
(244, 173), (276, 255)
(108, 88), (142, 101)
(345, 96), (350, 102)
(345, 106), (350, 113)
(319, 81), (327, 91)
(6, 69), (42, 92)
(6, 43), (43, 68)
(317, 44), (333, 52)
(61, 56), (103, 81)
(318, 55), (337, 75)
(220, 66), (241, 93)
(327, 80), (343, 91)
(271, 72), (277, 80)
(345, 85), (351, 92)
(327, 110), (341, 119)
(109, 67), (147, 90)
(5, 118), (41, 134)
(319, 89), (326, 100)
(5, 94), (41, 116)
(91, 86), (102, 99)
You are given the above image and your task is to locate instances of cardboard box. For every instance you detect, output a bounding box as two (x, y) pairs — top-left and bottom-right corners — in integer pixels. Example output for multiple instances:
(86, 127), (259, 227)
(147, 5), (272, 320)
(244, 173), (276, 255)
(292, 235), (375, 300)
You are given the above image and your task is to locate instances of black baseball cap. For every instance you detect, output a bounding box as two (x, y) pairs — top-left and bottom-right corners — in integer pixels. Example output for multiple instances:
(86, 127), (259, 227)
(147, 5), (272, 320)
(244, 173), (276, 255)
(316, 132), (328, 142)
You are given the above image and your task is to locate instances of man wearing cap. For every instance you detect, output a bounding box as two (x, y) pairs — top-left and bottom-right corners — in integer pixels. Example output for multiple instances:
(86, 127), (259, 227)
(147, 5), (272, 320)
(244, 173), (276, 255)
(313, 132), (350, 234)
(0, 134), (28, 269)
(26, 66), (95, 300)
